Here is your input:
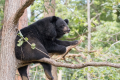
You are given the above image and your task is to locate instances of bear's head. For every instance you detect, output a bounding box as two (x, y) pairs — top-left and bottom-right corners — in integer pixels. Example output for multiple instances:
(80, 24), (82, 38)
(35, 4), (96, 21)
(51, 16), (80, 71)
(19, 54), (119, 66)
(51, 16), (70, 38)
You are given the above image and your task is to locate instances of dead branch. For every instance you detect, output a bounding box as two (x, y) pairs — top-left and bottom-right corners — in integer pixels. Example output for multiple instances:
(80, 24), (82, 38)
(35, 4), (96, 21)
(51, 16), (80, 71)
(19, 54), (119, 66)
(65, 54), (86, 59)
(13, 0), (35, 24)
(73, 57), (81, 63)
(39, 58), (120, 69)
(75, 47), (96, 53)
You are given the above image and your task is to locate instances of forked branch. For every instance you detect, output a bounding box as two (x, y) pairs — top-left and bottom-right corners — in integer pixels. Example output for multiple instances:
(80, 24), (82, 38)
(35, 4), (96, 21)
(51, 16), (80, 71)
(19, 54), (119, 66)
(13, 0), (35, 24)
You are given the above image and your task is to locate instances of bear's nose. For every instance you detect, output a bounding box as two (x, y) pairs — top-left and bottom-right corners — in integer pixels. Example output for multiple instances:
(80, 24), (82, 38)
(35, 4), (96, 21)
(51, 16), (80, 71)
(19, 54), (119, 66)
(67, 29), (70, 33)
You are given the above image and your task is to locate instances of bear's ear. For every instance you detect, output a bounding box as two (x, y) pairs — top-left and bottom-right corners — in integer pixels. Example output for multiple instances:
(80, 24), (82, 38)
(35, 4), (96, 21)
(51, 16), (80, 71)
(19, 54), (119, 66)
(51, 16), (58, 22)
(64, 19), (69, 24)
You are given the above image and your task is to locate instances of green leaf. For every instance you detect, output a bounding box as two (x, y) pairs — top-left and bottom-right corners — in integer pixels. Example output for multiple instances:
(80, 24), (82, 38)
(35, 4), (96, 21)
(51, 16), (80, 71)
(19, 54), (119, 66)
(17, 39), (24, 47)
(17, 31), (23, 37)
(24, 37), (28, 41)
(31, 43), (36, 49)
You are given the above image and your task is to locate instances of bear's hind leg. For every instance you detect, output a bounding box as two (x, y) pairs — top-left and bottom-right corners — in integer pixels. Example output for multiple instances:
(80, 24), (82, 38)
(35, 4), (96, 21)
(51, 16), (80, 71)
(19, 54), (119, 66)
(40, 62), (54, 80)
(18, 65), (29, 80)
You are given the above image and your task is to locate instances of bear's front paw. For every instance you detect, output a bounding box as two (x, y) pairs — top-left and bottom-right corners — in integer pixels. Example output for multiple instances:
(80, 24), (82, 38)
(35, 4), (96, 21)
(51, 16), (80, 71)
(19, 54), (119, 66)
(70, 40), (78, 45)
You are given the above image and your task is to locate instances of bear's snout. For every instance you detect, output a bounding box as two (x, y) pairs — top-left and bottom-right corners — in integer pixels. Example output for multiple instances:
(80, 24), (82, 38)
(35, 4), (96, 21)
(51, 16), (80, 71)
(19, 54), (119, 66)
(63, 26), (70, 34)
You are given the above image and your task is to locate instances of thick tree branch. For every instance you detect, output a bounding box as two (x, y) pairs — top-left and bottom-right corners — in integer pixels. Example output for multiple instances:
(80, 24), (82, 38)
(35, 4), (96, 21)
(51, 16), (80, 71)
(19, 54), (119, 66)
(39, 58), (120, 69)
(13, 0), (35, 24)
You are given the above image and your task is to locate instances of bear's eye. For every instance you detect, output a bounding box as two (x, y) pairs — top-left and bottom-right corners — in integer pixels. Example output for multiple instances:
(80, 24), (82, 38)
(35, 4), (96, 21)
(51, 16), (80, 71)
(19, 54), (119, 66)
(60, 26), (63, 28)
(62, 24), (65, 26)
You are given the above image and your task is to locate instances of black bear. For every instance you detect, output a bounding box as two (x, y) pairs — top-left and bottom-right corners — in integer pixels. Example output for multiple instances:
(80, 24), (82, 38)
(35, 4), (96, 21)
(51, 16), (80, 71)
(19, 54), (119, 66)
(15, 16), (78, 80)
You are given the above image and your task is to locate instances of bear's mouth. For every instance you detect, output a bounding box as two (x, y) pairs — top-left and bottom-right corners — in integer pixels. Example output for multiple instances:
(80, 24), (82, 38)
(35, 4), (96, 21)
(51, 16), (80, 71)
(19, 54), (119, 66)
(64, 30), (70, 34)
(63, 26), (70, 34)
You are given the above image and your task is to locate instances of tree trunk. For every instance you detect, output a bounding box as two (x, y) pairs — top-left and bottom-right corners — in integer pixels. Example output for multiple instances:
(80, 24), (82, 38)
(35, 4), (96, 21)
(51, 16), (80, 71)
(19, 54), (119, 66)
(44, 0), (57, 80)
(87, 0), (91, 80)
(0, 0), (20, 79)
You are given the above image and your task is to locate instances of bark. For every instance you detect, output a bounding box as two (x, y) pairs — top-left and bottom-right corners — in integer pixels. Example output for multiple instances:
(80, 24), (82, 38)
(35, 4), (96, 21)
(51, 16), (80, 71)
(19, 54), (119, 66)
(0, 0), (20, 79)
(0, 0), (34, 80)
(18, 3), (28, 29)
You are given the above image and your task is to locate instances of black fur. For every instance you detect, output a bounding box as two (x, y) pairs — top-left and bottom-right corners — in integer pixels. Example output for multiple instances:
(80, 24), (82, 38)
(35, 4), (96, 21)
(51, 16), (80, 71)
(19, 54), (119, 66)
(15, 16), (78, 80)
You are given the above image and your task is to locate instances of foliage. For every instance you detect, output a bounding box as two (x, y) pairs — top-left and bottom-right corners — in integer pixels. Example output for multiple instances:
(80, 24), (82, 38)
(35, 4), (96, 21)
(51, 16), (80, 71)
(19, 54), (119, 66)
(0, 0), (5, 28)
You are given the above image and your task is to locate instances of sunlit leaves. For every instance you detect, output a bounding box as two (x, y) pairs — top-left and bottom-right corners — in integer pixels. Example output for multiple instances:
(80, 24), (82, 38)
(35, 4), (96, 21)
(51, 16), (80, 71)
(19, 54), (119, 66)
(17, 32), (29, 47)
(31, 43), (36, 49)
(17, 38), (24, 47)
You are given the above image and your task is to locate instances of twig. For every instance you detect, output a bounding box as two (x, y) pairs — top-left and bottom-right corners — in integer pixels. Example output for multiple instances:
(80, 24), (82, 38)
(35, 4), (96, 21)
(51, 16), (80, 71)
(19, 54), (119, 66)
(33, 67), (37, 80)
(63, 57), (73, 63)
(90, 12), (102, 22)
(75, 47), (96, 53)
(90, 0), (94, 5)
(73, 57), (81, 63)
(105, 40), (120, 53)
(18, 30), (51, 58)
(111, 32), (120, 36)
(65, 54), (86, 59)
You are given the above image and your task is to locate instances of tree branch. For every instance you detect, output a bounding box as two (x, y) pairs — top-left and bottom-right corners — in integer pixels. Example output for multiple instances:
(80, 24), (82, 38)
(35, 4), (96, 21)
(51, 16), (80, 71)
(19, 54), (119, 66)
(105, 40), (120, 53)
(13, 0), (35, 24)
(90, 0), (94, 5)
(65, 54), (86, 59)
(75, 47), (96, 53)
(90, 12), (102, 22)
(39, 58), (120, 69)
